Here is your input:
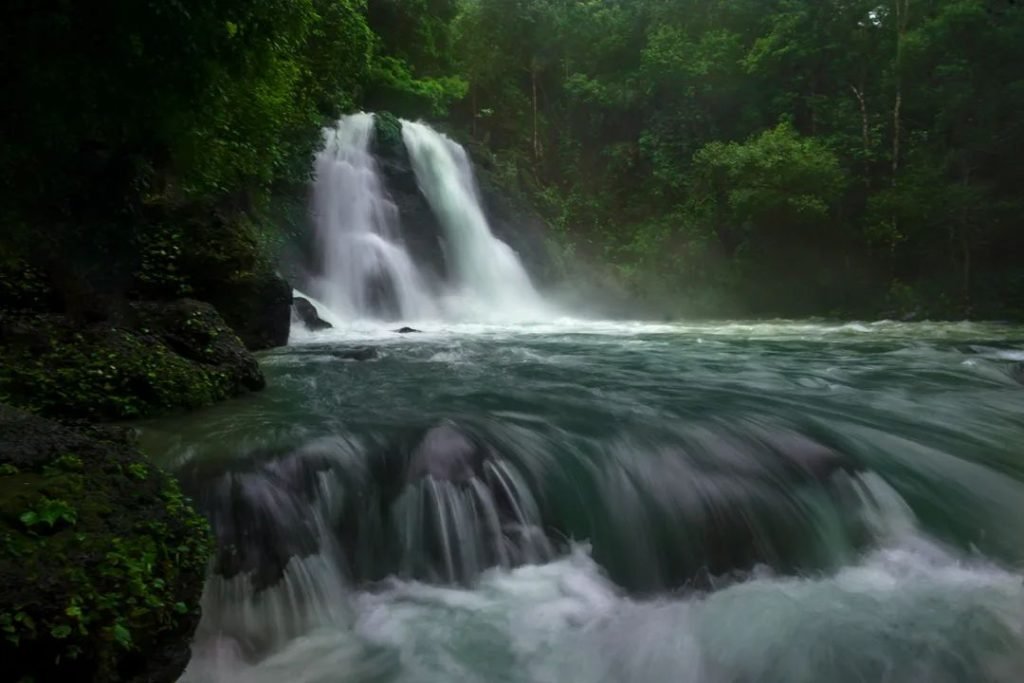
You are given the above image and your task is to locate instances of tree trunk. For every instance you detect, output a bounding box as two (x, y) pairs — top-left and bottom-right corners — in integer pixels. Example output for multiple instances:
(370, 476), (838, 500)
(471, 87), (478, 138)
(851, 83), (871, 186)
(892, 0), (910, 178)
(888, 0), (911, 279)
(531, 65), (540, 162)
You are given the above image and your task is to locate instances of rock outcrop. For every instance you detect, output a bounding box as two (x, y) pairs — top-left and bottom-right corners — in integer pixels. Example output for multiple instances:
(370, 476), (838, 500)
(0, 299), (265, 421)
(292, 296), (332, 331)
(0, 405), (211, 682)
(132, 211), (292, 351)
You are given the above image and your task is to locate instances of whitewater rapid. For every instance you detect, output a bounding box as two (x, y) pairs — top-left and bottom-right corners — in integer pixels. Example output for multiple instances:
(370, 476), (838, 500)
(140, 319), (1024, 683)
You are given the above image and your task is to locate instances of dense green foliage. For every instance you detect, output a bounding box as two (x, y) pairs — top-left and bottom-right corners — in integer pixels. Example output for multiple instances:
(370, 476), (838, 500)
(449, 0), (1024, 318)
(2, 0), (1021, 320)
(0, 0), (457, 315)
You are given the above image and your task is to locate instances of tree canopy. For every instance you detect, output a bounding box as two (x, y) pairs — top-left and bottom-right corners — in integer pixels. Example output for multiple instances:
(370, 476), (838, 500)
(2, 0), (1022, 318)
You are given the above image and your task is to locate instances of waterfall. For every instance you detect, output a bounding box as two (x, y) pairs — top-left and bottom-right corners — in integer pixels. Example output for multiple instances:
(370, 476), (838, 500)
(308, 113), (550, 324)
(401, 121), (547, 319)
(311, 113), (436, 320)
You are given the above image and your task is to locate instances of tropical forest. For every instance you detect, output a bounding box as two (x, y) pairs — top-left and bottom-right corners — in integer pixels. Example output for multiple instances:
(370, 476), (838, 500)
(2, 1), (1023, 682)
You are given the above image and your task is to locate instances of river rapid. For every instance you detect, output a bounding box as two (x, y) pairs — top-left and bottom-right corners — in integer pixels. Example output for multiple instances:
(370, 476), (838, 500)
(140, 319), (1024, 683)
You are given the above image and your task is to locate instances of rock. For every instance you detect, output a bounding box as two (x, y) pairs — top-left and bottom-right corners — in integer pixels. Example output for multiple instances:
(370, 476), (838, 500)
(0, 405), (211, 682)
(178, 450), (333, 593)
(761, 431), (855, 481)
(407, 423), (484, 484)
(206, 271), (292, 351)
(292, 296), (332, 331)
(332, 347), (377, 361)
(0, 300), (265, 421)
(133, 211), (293, 351)
(471, 158), (557, 286)
(372, 115), (448, 283)
(394, 326), (421, 334)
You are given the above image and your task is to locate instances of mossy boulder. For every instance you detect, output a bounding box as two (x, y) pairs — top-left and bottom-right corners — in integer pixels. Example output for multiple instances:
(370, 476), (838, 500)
(0, 405), (211, 682)
(0, 299), (265, 421)
(133, 212), (291, 351)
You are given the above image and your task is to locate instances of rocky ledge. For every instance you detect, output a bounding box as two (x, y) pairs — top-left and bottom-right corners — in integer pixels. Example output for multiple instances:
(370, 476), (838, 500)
(0, 299), (265, 421)
(0, 405), (211, 682)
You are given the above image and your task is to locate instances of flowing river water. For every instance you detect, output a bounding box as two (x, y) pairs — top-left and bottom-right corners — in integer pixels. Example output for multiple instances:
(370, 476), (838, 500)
(139, 319), (1024, 683)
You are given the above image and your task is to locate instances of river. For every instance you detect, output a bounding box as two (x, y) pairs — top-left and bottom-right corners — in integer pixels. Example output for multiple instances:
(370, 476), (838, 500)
(139, 318), (1024, 683)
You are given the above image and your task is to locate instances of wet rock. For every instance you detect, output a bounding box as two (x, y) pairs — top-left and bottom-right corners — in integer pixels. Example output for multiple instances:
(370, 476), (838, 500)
(178, 448), (347, 593)
(0, 405), (210, 682)
(372, 113), (448, 282)
(206, 270), (292, 351)
(332, 347), (378, 361)
(762, 431), (856, 481)
(407, 422), (484, 484)
(292, 296), (332, 331)
(394, 326), (421, 334)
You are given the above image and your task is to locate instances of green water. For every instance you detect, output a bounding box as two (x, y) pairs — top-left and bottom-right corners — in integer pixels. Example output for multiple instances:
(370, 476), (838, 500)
(141, 320), (1024, 683)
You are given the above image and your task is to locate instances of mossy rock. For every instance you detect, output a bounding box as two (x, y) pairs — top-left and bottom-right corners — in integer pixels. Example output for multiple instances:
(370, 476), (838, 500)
(0, 405), (211, 682)
(372, 111), (404, 157)
(0, 300), (264, 421)
(133, 212), (291, 351)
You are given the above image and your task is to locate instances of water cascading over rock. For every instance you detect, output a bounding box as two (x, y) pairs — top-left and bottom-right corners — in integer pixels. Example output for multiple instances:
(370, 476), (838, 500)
(311, 113), (436, 320)
(309, 114), (549, 323)
(400, 121), (548, 319)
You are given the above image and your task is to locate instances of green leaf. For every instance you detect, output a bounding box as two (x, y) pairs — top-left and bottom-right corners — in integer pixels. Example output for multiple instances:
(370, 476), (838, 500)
(51, 624), (72, 639)
(112, 623), (132, 649)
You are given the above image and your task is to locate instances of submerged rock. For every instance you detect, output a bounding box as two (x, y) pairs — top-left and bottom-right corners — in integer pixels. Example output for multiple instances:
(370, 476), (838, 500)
(332, 347), (377, 361)
(0, 299), (265, 421)
(178, 450), (335, 593)
(407, 422), (484, 483)
(292, 296), (332, 331)
(0, 405), (210, 682)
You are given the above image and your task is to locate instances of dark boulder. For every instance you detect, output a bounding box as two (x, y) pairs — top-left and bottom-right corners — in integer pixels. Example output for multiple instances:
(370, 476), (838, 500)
(0, 405), (210, 682)
(130, 299), (265, 393)
(394, 326), (421, 334)
(205, 270), (292, 351)
(292, 296), (332, 331)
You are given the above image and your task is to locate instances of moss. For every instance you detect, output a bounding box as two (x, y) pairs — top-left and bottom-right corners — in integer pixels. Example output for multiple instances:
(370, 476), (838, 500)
(1, 323), (221, 420)
(0, 300), (264, 422)
(0, 406), (211, 682)
(373, 111), (404, 155)
(0, 250), (58, 314)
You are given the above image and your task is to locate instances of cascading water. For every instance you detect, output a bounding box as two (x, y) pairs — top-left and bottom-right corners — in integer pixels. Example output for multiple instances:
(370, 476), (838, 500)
(401, 121), (548, 319)
(145, 320), (1024, 682)
(311, 113), (436, 320)
(307, 114), (550, 324)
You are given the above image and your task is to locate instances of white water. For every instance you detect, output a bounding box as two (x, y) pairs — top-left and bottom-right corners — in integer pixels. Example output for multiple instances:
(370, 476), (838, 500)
(159, 319), (1024, 682)
(308, 114), (550, 324)
(401, 120), (549, 320)
(184, 527), (1024, 683)
(311, 114), (436, 320)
